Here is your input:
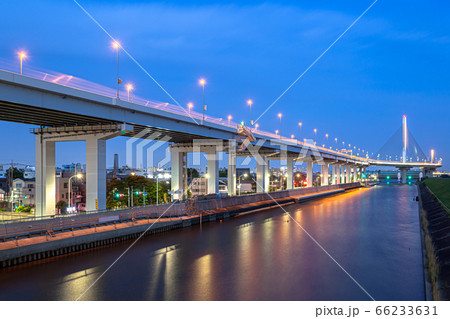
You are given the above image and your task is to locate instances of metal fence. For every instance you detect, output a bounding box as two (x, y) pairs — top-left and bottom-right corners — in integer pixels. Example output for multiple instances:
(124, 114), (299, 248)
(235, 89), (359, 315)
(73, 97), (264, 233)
(0, 202), (186, 240)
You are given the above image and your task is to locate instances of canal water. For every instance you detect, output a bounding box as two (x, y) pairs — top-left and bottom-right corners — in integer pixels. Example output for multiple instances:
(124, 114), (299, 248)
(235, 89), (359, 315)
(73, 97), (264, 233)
(0, 185), (424, 301)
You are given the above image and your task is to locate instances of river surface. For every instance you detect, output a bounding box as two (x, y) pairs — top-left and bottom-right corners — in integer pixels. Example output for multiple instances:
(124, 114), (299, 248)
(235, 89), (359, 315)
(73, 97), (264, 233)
(0, 184), (424, 301)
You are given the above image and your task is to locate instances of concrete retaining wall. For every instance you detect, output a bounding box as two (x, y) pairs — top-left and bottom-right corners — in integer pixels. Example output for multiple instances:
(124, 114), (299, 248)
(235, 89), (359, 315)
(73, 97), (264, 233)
(0, 183), (362, 269)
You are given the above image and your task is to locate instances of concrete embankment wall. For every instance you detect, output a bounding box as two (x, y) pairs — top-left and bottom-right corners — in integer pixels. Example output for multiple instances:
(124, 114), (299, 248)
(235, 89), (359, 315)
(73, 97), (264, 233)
(195, 183), (361, 211)
(0, 183), (361, 268)
(418, 183), (450, 300)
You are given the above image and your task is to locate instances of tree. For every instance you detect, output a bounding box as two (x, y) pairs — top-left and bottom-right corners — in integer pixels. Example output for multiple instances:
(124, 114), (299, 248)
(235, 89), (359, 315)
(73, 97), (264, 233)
(219, 168), (228, 177)
(106, 176), (170, 209)
(16, 205), (31, 213)
(187, 168), (200, 178)
(56, 200), (67, 213)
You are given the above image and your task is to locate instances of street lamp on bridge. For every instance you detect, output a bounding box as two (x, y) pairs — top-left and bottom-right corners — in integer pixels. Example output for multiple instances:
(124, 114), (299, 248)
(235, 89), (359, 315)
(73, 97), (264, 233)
(112, 41), (121, 99)
(278, 113), (282, 137)
(18, 51), (26, 75)
(298, 122), (302, 141)
(313, 128), (317, 145)
(247, 99), (253, 126)
(188, 102), (193, 116)
(126, 84), (133, 102)
(199, 79), (206, 125)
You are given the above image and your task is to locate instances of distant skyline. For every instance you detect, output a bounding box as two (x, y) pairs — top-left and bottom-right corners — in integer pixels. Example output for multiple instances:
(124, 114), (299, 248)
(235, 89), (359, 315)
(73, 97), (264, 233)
(0, 0), (448, 170)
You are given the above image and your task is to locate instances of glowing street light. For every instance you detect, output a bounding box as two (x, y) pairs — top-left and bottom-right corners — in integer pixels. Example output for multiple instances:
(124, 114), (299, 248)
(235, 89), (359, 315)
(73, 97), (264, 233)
(227, 115), (232, 126)
(112, 41), (121, 99)
(188, 102), (193, 116)
(335, 137), (338, 149)
(431, 149), (435, 163)
(247, 99), (253, 126)
(238, 173), (248, 196)
(126, 84), (133, 102)
(278, 113), (282, 137)
(254, 123), (259, 131)
(199, 78), (206, 124)
(291, 134), (295, 139)
(68, 173), (83, 212)
(325, 133), (329, 146)
(275, 129), (279, 136)
(18, 51), (26, 75)
(314, 128), (317, 145)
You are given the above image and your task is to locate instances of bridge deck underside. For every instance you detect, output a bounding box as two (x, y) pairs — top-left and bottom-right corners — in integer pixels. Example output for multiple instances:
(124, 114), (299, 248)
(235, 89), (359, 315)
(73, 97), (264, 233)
(0, 100), (209, 143)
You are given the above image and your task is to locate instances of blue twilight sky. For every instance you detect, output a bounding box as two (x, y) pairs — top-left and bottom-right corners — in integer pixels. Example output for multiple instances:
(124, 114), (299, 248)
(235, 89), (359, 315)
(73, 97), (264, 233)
(0, 0), (449, 170)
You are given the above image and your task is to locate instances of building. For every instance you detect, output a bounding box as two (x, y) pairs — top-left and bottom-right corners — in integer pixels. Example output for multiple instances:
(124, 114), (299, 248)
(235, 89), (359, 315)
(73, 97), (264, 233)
(23, 167), (36, 179)
(190, 177), (207, 196)
(55, 173), (86, 213)
(237, 180), (253, 194)
(11, 178), (35, 207)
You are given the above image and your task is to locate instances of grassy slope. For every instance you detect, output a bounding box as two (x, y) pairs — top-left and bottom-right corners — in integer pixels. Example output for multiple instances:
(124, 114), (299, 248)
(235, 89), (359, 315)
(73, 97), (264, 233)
(423, 178), (450, 210)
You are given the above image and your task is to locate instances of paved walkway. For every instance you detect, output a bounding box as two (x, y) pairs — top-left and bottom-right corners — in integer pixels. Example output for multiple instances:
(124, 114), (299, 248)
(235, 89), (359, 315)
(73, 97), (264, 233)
(0, 186), (357, 253)
(0, 216), (192, 251)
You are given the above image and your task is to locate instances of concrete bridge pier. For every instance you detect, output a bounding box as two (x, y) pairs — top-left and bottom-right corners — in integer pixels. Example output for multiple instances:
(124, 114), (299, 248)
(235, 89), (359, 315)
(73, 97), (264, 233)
(345, 166), (350, 183)
(352, 166), (358, 182)
(286, 157), (294, 190)
(331, 164), (336, 185)
(264, 158), (270, 192)
(170, 147), (185, 200)
(227, 141), (237, 196)
(336, 165), (341, 184)
(206, 150), (219, 194)
(306, 160), (313, 187)
(321, 163), (329, 186)
(35, 136), (55, 217)
(400, 168), (408, 184)
(34, 124), (131, 216)
(85, 136), (107, 211)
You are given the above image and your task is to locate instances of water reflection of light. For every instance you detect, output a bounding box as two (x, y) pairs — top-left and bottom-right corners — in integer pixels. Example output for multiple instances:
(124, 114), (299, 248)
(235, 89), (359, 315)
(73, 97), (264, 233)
(60, 266), (100, 300)
(192, 254), (212, 300)
(262, 217), (274, 269)
(146, 253), (165, 300)
(163, 245), (179, 300)
(236, 224), (254, 297)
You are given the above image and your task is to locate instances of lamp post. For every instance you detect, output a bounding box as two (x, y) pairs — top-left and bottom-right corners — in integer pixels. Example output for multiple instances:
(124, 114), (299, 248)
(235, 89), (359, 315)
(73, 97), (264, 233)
(112, 42), (121, 99)
(188, 102), (193, 116)
(275, 129), (279, 137)
(126, 84), (133, 102)
(254, 123), (259, 131)
(156, 172), (160, 205)
(228, 115), (232, 126)
(199, 79), (206, 124)
(335, 137), (338, 150)
(298, 122), (302, 141)
(278, 113), (282, 137)
(68, 173), (83, 213)
(18, 52), (26, 75)
(314, 129), (317, 145)
(325, 133), (329, 146)
(238, 173), (248, 196)
(247, 99), (253, 126)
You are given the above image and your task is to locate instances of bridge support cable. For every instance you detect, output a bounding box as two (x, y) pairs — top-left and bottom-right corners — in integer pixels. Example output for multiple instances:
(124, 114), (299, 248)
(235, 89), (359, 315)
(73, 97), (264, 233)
(374, 125), (428, 163)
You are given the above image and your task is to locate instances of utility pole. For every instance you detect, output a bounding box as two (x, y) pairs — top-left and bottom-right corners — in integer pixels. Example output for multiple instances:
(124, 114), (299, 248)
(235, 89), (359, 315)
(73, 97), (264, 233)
(131, 186), (134, 207)
(127, 187), (130, 207)
(143, 186), (146, 206)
